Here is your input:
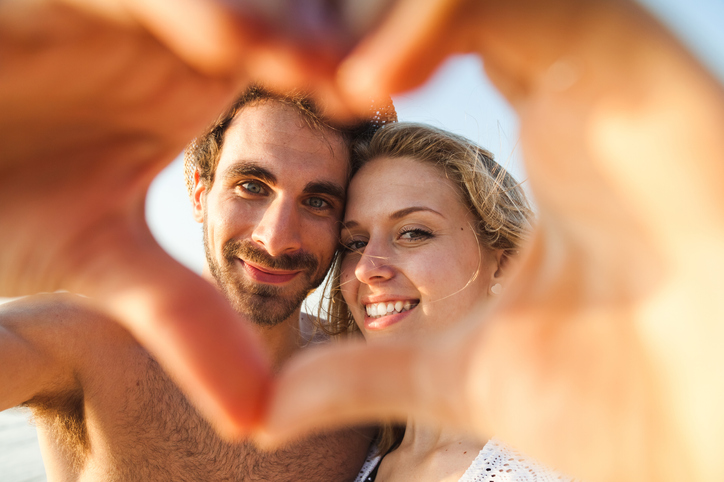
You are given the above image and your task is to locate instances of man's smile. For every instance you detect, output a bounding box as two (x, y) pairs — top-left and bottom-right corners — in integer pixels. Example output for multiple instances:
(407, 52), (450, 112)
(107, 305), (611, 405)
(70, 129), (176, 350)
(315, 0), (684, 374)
(240, 259), (302, 284)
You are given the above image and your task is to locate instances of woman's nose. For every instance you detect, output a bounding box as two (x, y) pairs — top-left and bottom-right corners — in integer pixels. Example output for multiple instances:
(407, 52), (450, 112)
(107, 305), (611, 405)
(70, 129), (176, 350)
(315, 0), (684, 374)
(354, 244), (395, 284)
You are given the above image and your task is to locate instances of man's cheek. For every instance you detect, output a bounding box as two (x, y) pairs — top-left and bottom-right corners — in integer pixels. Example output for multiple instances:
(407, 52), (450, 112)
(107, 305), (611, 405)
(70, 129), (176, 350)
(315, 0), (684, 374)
(313, 222), (340, 253)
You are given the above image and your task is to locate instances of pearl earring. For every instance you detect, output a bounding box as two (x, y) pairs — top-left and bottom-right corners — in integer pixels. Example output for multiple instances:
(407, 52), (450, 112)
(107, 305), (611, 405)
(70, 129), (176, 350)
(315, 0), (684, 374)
(490, 283), (503, 295)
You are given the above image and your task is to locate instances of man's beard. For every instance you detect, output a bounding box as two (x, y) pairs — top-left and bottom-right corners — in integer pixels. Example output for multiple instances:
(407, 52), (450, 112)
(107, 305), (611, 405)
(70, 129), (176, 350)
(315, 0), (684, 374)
(204, 231), (328, 327)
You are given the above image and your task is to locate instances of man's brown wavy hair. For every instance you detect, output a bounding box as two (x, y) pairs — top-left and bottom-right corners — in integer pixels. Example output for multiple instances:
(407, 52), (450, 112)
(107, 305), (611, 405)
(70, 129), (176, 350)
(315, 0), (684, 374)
(184, 84), (396, 195)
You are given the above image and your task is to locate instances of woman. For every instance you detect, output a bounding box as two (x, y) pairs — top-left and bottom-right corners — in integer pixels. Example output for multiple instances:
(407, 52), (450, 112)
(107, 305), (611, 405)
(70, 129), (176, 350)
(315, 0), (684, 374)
(319, 123), (572, 481)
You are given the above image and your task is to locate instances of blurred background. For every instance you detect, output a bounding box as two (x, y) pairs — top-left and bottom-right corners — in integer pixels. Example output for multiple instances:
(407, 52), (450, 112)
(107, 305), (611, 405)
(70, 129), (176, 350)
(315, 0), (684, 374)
(2, 0), (723, 480)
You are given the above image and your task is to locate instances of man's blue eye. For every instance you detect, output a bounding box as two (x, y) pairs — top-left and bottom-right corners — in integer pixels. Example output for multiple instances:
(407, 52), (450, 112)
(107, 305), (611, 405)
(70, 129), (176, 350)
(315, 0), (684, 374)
(308, 197), (327, 209)
(241, 181), (263, 194)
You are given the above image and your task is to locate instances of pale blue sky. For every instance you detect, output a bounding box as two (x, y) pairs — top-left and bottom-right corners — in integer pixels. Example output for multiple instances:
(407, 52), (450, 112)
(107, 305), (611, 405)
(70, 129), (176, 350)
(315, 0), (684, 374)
(147, 0), (724, 278)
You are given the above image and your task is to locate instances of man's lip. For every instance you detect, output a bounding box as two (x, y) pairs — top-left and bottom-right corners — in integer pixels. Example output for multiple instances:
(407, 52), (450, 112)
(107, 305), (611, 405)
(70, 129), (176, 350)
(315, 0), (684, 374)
(240, 259), (301, 284)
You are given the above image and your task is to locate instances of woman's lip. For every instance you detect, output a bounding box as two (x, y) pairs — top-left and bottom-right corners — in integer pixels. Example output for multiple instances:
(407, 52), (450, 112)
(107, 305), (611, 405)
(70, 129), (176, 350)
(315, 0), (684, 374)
(362, 297), (418, 305)
(240, 260), (300, 284)
(364, 305), (416, 331)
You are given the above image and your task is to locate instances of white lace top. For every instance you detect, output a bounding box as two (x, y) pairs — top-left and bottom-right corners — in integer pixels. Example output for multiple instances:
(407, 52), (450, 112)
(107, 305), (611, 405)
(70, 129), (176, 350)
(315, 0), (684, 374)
(355, 438), (576, 482)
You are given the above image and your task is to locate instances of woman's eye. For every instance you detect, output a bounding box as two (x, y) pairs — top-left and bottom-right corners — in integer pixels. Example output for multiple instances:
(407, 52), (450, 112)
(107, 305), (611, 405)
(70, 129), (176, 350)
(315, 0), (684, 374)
(306, 197), (328, 209)
(240, 181), (266, 195)
(399, 228), (433, 242)
(343, 239), (367, 252)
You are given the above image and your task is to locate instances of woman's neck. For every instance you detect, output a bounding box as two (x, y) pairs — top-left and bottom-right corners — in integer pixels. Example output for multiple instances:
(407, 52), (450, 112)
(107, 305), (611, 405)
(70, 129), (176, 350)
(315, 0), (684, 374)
(375, 417), (487, 482)
(397, 417), (485, 457)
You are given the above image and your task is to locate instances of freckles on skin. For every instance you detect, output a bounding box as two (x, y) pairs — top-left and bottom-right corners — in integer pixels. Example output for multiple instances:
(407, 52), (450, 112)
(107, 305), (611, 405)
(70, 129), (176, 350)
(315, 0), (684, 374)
(342, 156), (496, 339)
(415, 231), (484, 306)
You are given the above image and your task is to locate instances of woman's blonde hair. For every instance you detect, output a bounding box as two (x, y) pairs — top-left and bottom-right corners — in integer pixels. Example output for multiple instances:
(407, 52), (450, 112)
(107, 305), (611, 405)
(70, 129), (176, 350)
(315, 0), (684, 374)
(316, 122), (534, 454)
(318, 122), (533, 337)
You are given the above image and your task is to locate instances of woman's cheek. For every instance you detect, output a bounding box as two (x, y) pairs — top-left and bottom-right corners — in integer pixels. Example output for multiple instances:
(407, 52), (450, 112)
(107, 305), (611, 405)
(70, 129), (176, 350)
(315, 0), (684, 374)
(340, 270), (355, 304)
(408, 255), (440, 292)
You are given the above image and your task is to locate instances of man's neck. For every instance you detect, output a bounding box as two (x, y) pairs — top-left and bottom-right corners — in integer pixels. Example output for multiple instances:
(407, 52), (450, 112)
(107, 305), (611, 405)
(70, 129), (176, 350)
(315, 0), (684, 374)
(201, 268), (304, 370)
(250, 308), (304, 371)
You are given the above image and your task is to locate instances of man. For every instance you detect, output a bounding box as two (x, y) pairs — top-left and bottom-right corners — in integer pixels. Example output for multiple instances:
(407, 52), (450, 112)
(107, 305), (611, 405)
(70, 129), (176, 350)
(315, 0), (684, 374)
(0, 86), (388, 481)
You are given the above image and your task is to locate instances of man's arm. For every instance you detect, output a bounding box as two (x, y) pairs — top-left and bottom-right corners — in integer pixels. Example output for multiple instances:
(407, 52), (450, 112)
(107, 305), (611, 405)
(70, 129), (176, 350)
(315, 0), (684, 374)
(0, 295), (86, 412)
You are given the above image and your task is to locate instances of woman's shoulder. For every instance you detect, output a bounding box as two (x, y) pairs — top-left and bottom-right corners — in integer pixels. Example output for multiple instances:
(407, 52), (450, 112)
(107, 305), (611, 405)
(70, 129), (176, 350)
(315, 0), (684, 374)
(459, 438), (578, 482)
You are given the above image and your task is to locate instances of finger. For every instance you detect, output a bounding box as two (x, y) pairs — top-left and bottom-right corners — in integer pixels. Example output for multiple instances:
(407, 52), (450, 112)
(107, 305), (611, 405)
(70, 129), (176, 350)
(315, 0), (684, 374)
(336, 0), (473, 112)
(123, 0), (358, 117)
(69, 211), (272, 436)
(123, 0), (352, 85)
(122, 0), (251, 76)
(257, 334), (473, 446)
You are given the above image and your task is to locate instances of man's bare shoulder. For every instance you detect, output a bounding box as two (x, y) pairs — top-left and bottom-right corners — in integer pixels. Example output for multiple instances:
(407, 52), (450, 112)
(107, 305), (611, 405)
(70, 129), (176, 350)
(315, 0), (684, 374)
(2, 292), (131, 334)
(0, 293), (137, 369)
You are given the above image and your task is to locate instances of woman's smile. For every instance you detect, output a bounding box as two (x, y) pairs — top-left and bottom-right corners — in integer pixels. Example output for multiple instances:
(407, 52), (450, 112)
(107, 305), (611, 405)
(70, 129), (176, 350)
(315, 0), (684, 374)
(340, 154), (497, 341)
(364, 305), (416, 330)
(361, 297), (420, 330)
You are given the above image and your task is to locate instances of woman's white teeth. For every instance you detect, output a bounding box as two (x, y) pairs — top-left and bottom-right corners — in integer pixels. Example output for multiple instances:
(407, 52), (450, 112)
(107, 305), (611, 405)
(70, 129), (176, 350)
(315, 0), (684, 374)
(365, 301), (417, 318)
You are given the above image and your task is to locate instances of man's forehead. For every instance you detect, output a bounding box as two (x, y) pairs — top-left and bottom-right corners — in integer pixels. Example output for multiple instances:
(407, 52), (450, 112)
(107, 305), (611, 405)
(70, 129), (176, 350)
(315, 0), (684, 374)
(217, 101), (350, 181)
(226, 101), (345, 151)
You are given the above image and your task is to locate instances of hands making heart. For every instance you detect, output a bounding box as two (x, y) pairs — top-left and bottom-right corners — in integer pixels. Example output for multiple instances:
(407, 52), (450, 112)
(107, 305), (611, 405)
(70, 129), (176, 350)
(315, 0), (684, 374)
(2, 0), (723, 481)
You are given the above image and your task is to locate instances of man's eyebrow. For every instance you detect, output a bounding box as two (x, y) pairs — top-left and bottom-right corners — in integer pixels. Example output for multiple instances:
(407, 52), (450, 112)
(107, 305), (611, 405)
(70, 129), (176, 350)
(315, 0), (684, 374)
(221, 161), (277, 185)
(344, 206), (444, 229)
(303, 181), (346, 202)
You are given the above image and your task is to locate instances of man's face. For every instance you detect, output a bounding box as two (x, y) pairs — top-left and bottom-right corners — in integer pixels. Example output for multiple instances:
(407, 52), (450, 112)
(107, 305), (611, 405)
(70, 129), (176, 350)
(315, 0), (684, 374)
(192, 101), (349, 326)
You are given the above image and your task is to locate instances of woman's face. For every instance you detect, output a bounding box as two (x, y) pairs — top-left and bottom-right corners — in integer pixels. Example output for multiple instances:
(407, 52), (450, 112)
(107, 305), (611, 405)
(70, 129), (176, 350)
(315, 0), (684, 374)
(340, 155), (502, 343)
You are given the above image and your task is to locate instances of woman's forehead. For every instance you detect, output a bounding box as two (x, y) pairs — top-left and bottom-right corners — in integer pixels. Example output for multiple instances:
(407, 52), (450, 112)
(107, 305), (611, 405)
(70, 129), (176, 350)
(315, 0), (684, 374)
(345, 156), (468, 221)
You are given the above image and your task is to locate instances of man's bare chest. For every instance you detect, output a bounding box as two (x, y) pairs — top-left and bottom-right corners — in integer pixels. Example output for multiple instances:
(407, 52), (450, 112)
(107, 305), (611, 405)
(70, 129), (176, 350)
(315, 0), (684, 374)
(36, 348), (353, 481)
(108, 354), (251, 479)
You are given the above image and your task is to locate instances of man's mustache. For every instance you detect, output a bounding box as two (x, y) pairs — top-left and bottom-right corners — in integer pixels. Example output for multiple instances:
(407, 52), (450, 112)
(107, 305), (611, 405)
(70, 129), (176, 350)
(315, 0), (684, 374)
(223, 240), (318, 273)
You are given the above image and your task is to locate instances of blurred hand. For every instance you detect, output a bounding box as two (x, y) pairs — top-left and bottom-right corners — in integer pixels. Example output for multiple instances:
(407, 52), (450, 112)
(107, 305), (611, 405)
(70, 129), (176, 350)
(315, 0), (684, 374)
(262, 1), (724, 481)
(0, 0), (340, 434)
(0, 0), (401, 435)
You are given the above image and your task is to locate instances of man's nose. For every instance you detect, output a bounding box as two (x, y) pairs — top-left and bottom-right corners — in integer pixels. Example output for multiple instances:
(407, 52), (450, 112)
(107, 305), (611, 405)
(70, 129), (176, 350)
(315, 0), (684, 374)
(251, 197), (302, 256)
(354, 242), (395, 285)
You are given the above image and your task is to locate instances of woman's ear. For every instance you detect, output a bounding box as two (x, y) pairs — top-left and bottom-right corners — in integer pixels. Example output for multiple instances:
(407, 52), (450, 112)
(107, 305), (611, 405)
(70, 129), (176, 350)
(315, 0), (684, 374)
(191, 169), (207, 224)
(489, 249), (513, 296)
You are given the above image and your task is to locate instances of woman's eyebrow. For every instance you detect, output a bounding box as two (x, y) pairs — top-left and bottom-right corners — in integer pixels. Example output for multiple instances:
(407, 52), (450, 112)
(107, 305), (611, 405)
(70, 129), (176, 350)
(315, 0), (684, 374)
(390, 206), (444, 220)
(343, 206), (444, 230)
(342, 220), (359, 231)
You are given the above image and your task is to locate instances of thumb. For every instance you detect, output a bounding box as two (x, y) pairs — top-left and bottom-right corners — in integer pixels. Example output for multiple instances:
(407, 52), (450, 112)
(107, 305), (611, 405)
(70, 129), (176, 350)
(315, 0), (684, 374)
(336, 0), (473, 111)
(122, 0), (249, 76)
(70, 212), (272, 437)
